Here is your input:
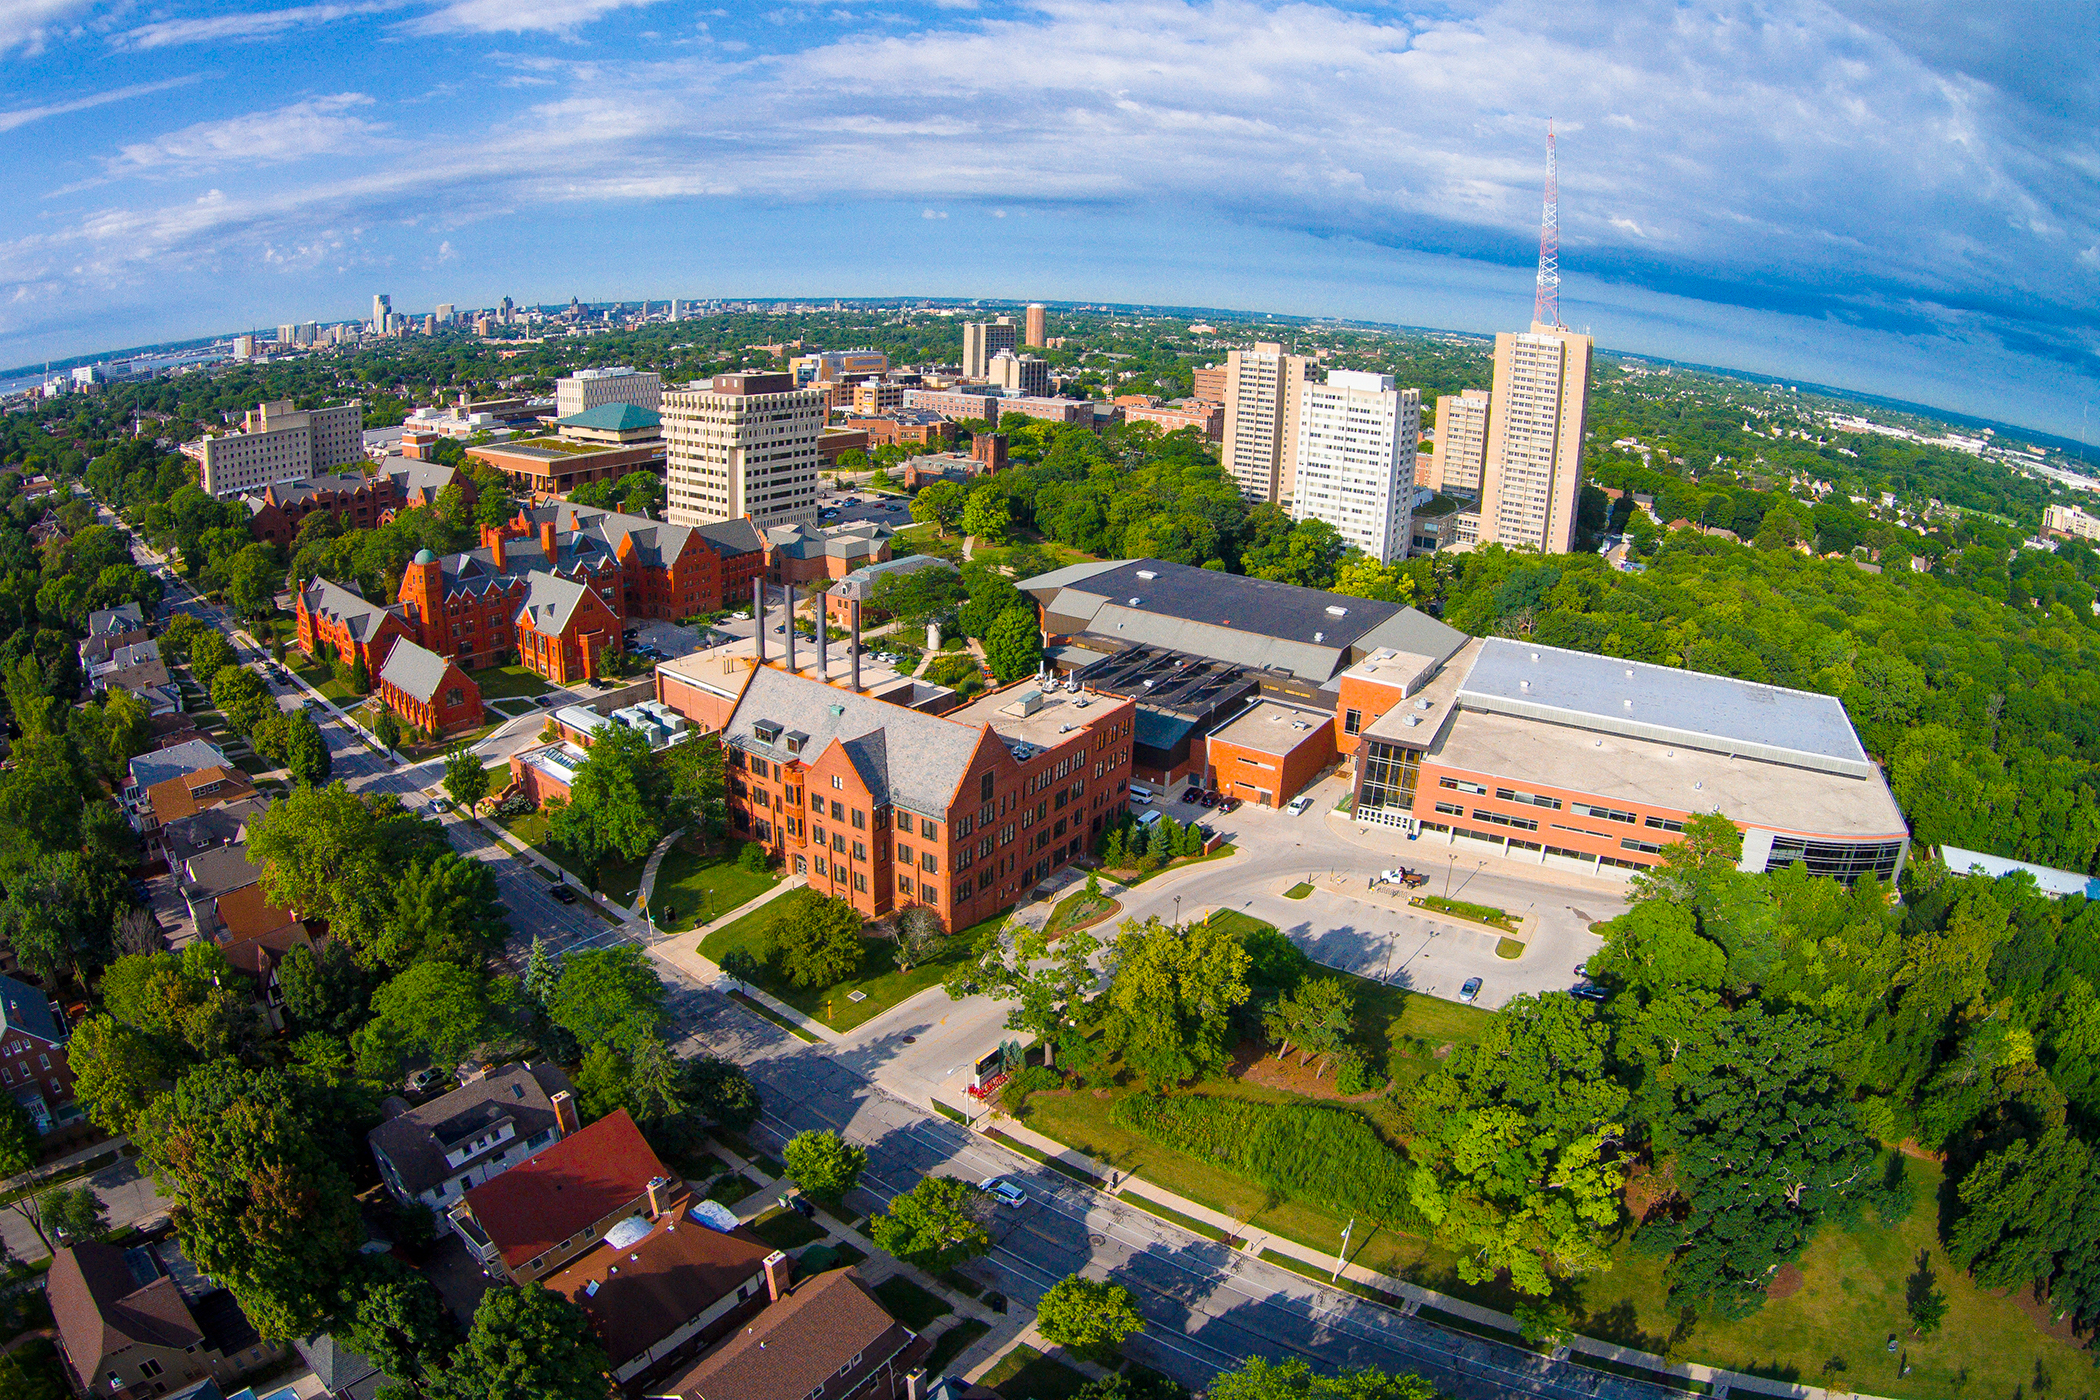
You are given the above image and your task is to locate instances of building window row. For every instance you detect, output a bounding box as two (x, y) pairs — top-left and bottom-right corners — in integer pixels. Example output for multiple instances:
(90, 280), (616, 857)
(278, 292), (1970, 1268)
(1471, 808), (1538, 832)
(1570, 802), (1637, 825)
(1494, 787), (1561, 810)
(1438, 777), (1487, 796)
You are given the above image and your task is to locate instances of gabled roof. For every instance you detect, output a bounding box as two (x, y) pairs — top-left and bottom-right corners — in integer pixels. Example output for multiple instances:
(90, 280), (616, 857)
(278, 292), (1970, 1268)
(692, 517), (765, 557)
(295, 1333), (390, 1398)
(129, 738), (229, 792)
(462, 1109), (666, 1272)
(556, 403), (661, 431)
(87, 603), (144, 635)
(182, 843), (263, 899)
(657, 1269), (918, 1400)
(301, 577), (404, 642)
(544, 1202), (772, 1370)
(367, 1061), (574, 1201)
(378, 639), (456, 704)
(515, 572), (603, 637)
(144, 765), (256, 826)
(0, 972), (64, 1045)
(162, 795), (270, 865)
(725, 667), (988, 818)
(48, 1243), (204, 1386)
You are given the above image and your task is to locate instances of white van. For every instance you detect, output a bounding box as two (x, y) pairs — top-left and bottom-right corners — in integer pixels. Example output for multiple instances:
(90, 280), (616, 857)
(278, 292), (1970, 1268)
(1136, 808), (1164, 830)
(1127, 783), (1154, 805)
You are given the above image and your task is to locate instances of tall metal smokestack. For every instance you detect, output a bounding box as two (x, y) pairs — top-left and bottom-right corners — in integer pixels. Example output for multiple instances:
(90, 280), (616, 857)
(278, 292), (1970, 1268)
(850, 599), (862, 693)
(817, 588), (828, 679)
(784, 584), (798, 673)
(753, 578), (766, 665)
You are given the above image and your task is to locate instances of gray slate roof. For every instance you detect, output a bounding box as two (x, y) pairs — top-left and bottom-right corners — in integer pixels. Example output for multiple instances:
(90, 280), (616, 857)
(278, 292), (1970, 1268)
(0, 972), (65, 1045)
(517, 572), (598, 635)
(301, 578), (403, 641)
(831, 554), (956, 602)
(378, 639), (453, 703)
(1459, 637), (1875, 778)
(366, 1061), (574, 1199)
(87, 603), (144, 636)
(128, 738), (229, 793)
(727, 667), (988, 817)
(161, 795), (270, 865)
(182, 844), (263, 898)
(296, 1333), (394, 1399)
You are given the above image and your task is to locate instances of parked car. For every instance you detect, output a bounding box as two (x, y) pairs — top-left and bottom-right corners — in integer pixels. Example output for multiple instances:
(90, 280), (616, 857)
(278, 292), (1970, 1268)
(980, 1178), (1027, 1209)
(1179, 787), (1201, 805)
(1458, 977), (1483, 1004)
(1570, 984), (1611, 1003)
(1200, 790), (1220, 807)
(301, 698), (324, 712)
(1219, 796), (1240, 813)
(549, 884), (580, 904)
(1286, 794), (1313, 816)
(405, 1066), (448, 1093)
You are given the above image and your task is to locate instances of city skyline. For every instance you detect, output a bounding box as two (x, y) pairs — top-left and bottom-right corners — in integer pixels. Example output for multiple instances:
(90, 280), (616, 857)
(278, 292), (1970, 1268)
(0, 0), (2091, 439)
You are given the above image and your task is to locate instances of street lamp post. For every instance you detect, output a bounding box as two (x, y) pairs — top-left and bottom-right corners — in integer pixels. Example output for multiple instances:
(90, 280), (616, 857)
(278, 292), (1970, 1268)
(1445, 854), (1457, 897)
(1333, 1217), (1355, 1282)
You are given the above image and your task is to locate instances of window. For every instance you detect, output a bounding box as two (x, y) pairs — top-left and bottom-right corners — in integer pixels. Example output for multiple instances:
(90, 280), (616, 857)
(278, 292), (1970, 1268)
(853, 872), (867, 892)
(814, 857), (827, 875)
(1494, 787), (1562, 810)
(1472, 809), (1538, 832)
(1572, 803), (1637, 825)
(140, 1361), (163, 1380)
(1433, 801), (1463, 816)
(851, 808), (865, 830)
(831, 775), (843, 790)
(1438, 776), (1487, 795)
(981, 771), (995, 802)
(896, 842), (912, 864)
(1622, 836), (1664, 855)
(1344, 708), (1362, 735)
(921, 817), (938, 839)
(898, 875), (913, 894)
(921, 852), (938, 872)
(1644, 815), (1685, 832)
(831, 799), (844, 819)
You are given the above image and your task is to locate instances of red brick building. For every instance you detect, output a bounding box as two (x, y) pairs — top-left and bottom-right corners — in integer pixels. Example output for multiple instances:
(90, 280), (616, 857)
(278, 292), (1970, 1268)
(296, 577), (414, 676)
(0, 972), (76, 1133)
(377, 638), (485, 735)
(710, 668), (1135, 931)
(762, 521), (892, 587)
(242, 458), (469, 547)
(843, 412), (955, 450)
(1203, 702), (1335, 808)
(515, 573), (624, 684)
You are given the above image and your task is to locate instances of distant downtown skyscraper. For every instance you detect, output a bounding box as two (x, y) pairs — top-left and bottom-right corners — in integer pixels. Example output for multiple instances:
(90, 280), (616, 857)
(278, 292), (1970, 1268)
(1221, 342), (1310, 503)
(371, 293), (390, 327)
(961, 317), (1019, 379)
(1478, 323), (1591, 554)
(1291, 371), (1420, 563)
(1025, 303), (1046, 347)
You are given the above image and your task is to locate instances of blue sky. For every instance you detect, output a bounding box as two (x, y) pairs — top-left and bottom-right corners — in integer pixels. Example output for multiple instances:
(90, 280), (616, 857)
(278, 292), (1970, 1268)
(2, 0), (2095, 438)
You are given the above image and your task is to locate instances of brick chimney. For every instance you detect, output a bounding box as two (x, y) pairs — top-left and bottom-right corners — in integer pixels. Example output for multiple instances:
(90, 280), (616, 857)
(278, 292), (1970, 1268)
(540, 519), (558, 559)
(550, 1090), (578, 1136)
(480, 523), (506, 570)
(645, 1175), (669, 1219)
(762, 1249), (791, 1302)
(906, 1371), (928, 1400)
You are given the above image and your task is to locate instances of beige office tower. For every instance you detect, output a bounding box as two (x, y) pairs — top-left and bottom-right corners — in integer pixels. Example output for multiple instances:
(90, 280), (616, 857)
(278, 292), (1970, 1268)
(1479, 324), (1591, 553)
(662, 372), (824, 529)
(193, 399), (363, 497)
(1291, 372), (1419, 563)
(1025, 303), (1047, 347)
(1430, 389), (1490, 496)
(1221, 342), (1310, 503)
(961, 317), (1019, 379)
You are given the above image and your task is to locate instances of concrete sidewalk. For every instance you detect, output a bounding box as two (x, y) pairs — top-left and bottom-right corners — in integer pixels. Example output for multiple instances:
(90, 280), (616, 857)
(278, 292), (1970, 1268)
(644, 877), (842, 1045)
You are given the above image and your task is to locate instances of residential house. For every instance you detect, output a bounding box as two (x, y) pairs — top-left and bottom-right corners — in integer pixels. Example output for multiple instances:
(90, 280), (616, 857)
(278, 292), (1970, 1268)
(80, 605), (149, 667)
(376, 639), (483, 736)
(127, 740), (230, 806)
(88, 640), (177, 712)
(177, 845), (266, 937)
(211, 886), (315, 1033)
(158, 795), (269, 870)
(367, 1062), (578, 1214)
(449, 1108), (674, 1284)
(292, 1335), (396, 1400)
(49, 1241), (280, 1399)
(646, 1268), (933, 1400)
(543, 1195), (779, 1383)
(295, 578), (413, 678)
(138, 766), (257, 840)
(0, 971), (75, 1132)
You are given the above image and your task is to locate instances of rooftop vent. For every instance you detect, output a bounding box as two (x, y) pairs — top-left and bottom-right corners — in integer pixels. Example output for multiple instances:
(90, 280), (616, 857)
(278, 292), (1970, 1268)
(1622, 699), (1633, 710)
(1519, 679), (1530, 692)
(1314, 631), (1324, 643)
(1623, 668), (1634, 678)
(1531, 651), (1539, 661)
(1403, 715), (1419, 727)
(1135, 569), (1158, 580)
(1415, 699), (1432, 710)
(1128, 597), (1143, 606)
(828, 704), (844, 716)
(1325, 605), (1348, 617)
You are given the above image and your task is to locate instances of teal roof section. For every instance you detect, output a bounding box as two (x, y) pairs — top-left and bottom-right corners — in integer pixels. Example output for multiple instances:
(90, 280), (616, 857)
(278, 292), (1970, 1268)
(556, 403), (661, 431)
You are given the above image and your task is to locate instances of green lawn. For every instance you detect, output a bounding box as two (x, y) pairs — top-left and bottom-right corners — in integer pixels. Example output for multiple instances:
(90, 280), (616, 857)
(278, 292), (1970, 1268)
(495, 807), (649, 901)
(467, 664), (555, 700)
(748, 1208), (829, 1251)
(870, 1276), (951, 1330)
(290, 658), (361, 705)
(649, 841), (779, 932)
(981, 1344), (1091, 1400)
(699, 894), (1006, 1032)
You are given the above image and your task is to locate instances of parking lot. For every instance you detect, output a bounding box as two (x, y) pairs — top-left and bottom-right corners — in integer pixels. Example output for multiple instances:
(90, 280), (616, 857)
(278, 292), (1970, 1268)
(818, 489), (915, 528)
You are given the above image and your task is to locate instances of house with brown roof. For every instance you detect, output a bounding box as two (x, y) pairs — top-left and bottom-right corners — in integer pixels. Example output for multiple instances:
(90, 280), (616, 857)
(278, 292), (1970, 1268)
(449, 1108), (675, 1283)
(542, 1198), (780, 1383)
(48, 1242), (281, 1398)
(647, 1268), (932, 1400)
(368, 1061), (578, 1214)
(140, 766), (257, 835)
(211, 887), (314, 1034)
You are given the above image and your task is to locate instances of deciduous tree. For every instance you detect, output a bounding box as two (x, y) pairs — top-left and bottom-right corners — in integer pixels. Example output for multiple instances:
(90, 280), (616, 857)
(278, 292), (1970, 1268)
(867, 1174), (990, 1270)
(547, 945), (665, 1051)
(423, 1284), (608, 1400)
(783, 1129), (867, 1201)
(443, 746), (491, 812)
(1101, 916), (1249, 1087)
(776, 893), (864, 988)
(1035, 1274), (1143, 1360)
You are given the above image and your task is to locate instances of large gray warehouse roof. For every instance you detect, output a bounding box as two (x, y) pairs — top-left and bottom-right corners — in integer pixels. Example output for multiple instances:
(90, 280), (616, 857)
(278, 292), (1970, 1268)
(1459, 638), (1875, 778)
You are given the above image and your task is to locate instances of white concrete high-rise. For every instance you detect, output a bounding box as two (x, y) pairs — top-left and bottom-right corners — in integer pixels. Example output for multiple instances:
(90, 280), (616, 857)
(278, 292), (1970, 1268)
(1291, 372), (1419, 563)
(988, 350), (1051, 397)
(1221, 342), (1310, 504)
(961, 317), (1019, 379)
(555, 367), (663, 419)
(662, 373), (825, 528)
(371, 294), (390, 328)
(188, 399), (364, 497)
(1479, 323), (1591, 554)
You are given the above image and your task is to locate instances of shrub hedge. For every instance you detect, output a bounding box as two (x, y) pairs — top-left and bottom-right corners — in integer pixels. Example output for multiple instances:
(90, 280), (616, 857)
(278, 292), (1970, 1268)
(1111, 1093), (1424, 1227)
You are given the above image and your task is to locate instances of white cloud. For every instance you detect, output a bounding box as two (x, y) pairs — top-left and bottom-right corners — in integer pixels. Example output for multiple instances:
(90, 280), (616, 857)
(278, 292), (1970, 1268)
(108, 94), (387, 177)
(922, 208), (948, 219)
(0, 76), (200, 134)
(403, 0), (663, 35)
(118, 2), (405, 49)
(0, 0), (90, 53)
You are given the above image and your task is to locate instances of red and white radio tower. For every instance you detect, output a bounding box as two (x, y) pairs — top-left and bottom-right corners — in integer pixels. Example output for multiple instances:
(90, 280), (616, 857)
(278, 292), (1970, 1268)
(1532, 123), (1561, 329)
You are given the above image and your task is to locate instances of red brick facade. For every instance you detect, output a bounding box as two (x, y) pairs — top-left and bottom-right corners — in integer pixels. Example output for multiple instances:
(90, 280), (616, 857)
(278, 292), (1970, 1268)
(296, 579), (413, 677)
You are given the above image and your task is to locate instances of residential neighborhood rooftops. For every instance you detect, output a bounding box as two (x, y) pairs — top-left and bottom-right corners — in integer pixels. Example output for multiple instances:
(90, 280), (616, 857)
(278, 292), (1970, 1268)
(461, 1107), (666, 1272)
(49, 1244), (204, 1388)
(651, 1268), (924, 1400)
(367, 1061), (574, 1202)
(87, 603), (145, 635)
(129, 738), (230, 794)
(143, 765), (256, 826)
(543, 1202), (774, 1371)
(0, 972), (65, 1046)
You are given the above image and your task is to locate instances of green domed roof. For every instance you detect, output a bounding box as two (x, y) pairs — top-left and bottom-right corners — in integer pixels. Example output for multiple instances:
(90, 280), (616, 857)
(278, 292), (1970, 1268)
(414, 548), (436, 564)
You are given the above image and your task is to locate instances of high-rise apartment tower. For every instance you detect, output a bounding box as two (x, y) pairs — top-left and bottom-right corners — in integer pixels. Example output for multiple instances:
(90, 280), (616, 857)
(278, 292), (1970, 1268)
(554, 367), (662, 419)
(961, 318), (1019, 379)
(1025, 304), (1047, 347)
(662, 373), (824, 529)
(1428, 390), (1490, 495)
(1291, 372), (1419, 563)
(1478, 325), (1590, 553)
(1220, 343), (1310, 503)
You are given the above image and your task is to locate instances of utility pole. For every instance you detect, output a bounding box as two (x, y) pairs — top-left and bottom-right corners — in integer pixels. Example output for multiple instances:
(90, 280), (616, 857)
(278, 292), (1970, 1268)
(1333, 1217), (1355, 1282)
